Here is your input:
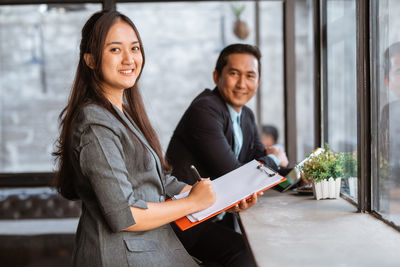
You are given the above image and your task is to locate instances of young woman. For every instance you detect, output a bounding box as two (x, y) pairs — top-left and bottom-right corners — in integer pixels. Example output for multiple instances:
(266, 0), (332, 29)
(53, 10), (215, 267)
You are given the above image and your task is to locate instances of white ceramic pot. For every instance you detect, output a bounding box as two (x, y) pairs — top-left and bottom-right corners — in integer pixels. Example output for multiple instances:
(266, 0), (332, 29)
(312, 177), (341, 200)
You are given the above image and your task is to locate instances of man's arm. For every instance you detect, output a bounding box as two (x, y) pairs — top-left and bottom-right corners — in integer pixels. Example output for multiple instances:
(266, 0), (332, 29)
(187, 101), (242, 178)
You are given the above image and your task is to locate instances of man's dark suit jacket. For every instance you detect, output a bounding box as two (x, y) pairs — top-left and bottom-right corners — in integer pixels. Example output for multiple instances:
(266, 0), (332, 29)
(166, 87), (278, 185)
(166, 88), (280, 266)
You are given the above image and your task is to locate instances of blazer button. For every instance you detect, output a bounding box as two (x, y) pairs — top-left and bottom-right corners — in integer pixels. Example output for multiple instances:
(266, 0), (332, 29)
(159, 195), (165, 202)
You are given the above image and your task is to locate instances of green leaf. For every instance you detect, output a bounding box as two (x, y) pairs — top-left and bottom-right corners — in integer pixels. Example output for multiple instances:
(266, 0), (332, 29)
(231, 4), (246, 18)
(299, 145), (346, 182)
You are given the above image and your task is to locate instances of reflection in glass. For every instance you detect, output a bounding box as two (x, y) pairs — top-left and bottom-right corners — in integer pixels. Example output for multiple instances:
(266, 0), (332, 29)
(326, 0), (357, 200)
(374, 0), (400, 226)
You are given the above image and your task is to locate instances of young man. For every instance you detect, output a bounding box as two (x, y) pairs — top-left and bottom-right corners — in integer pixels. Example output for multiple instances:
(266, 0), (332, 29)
(261, 125), (280, 148)
(166, 44), (288, 266)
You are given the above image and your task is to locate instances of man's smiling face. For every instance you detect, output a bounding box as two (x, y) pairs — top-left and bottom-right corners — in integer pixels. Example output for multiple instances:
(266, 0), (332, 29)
(214, 53), (260, 112)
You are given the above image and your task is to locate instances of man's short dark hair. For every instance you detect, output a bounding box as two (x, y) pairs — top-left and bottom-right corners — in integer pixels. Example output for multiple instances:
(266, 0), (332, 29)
(262, 125), (279, 143)
(215, 43), (261, 77)
(384, 42), (400, 78)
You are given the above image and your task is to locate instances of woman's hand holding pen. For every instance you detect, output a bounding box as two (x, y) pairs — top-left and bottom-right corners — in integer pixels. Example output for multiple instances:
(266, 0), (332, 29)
(188, 179), (216, 212)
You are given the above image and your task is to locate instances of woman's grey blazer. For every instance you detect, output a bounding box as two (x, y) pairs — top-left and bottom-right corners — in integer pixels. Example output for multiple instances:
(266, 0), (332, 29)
(70, 103), (198, 267)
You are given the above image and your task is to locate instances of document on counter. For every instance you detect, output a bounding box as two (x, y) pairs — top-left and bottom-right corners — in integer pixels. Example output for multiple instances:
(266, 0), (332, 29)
(172, 160), (286, 230)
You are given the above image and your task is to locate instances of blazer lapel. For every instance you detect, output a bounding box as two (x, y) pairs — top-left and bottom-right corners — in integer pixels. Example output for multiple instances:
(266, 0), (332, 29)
(111, 105), (165, 190)
(213, 88), (236, 150)
(238, 111), (251, 162)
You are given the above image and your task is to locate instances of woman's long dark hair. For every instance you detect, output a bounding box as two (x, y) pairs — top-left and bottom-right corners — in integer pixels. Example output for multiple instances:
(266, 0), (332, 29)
(53, 10), (167, 200)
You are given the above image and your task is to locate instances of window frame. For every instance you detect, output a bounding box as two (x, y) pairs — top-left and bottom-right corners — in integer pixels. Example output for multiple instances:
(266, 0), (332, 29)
(367, 0), (400, 232)
(356, 0), (372, 212)
(5, 1), (398, 234)
(316, 0), (399, 231)
(316, 0), (371, 210)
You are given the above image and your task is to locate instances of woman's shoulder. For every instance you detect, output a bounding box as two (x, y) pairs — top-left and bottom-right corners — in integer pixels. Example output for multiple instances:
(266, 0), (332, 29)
(70, 104), (127, 151)
(75, 103), (122, 133)
(79, 103), (115, 123)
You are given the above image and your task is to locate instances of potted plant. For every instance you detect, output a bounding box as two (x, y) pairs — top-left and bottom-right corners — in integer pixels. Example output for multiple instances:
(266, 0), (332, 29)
(299, 145), (344, 200)
(231, 4), (250, 40)
(342, 152), (357, 198)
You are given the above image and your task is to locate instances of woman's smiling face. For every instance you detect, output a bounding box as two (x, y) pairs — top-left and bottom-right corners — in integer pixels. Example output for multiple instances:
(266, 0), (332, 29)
(100, 19), (143, 94)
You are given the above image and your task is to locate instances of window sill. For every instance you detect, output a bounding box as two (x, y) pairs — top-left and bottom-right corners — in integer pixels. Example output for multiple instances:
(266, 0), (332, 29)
(239, 190), (400, 266)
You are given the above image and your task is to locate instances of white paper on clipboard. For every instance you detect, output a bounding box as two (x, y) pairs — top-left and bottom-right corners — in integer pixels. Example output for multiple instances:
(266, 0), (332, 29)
(173, 160), (285, 222)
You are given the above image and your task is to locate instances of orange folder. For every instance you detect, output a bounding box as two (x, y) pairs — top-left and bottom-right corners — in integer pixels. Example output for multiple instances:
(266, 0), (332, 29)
(171, 163), (286, 231)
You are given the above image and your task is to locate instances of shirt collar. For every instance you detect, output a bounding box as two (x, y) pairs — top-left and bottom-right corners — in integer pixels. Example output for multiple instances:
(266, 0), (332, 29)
(226, 104), (242, 122)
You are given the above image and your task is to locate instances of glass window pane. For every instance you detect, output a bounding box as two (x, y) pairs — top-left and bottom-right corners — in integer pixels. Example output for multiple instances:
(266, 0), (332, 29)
(118, 1), (284, 152)
(0, 4), (101, 172)
(326, 0), (357, 200)
(1, 2), (285, 174)
(118, 1), (260, 150)
(259, 1), (284, 150)
(373, 0), (400, 226)
(295, 0), (314, 160)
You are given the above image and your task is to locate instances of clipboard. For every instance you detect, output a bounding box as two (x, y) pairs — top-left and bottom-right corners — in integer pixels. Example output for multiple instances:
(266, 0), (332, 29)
(171, 160), (286, 231)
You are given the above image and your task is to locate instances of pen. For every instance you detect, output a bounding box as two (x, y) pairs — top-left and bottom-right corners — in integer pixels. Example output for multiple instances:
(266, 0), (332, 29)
(190, 165), (202, 182)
